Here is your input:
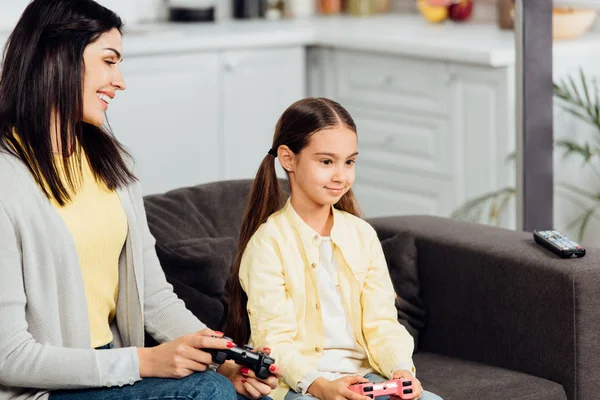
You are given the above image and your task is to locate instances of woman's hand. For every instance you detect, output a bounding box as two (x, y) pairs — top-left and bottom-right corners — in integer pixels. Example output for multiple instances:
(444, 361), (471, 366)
(391, 369), (422, 400)
(219, 347), (280, 399)
(308, 375), (372, 400)
(137, 329), (233, 378)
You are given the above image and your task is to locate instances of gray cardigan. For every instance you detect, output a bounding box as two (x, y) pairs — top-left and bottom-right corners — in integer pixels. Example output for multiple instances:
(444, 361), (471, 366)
(0, 150), (206, 400)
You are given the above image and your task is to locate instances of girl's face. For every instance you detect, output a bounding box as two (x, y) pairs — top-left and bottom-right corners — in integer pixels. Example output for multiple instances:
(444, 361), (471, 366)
(287, 126), (358, 209)
(82, 28), (126, 126)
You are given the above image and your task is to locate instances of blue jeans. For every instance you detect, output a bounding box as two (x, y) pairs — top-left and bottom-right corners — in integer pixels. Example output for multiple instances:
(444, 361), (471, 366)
(284, 373), (444, 400)
(50, 371), (238, 400)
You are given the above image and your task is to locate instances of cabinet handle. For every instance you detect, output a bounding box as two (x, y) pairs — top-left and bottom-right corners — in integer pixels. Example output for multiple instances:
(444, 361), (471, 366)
(382, 135), (395, 148)
(381, 75), (394, 86)
(223, 59), (238, 71)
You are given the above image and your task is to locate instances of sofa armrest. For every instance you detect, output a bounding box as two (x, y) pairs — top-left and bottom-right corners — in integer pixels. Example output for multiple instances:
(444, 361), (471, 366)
(369, 215), (600, 400)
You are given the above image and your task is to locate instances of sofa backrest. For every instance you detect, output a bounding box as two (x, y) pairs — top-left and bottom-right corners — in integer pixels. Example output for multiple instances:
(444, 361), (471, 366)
(144, 179), (253, 244)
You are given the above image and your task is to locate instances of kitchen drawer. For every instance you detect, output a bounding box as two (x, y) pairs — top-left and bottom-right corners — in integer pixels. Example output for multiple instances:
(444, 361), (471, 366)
(353, 163), (455, 218)
(350, 106), (452, 178)
(334, 50), (451, 116)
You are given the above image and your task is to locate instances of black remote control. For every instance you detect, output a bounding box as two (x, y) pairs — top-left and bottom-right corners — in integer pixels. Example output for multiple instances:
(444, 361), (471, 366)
(533, 230), (586, 258)
(206, 341), (275, 379)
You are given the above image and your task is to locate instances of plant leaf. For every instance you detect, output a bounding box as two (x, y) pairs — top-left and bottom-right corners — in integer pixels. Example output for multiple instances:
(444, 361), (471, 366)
(555, 139), (594, 163)
(578, 206), (598, 242)
(557, 182), (600, 201)
(450, 187), (515, 223)
(580, 68), (594, 120)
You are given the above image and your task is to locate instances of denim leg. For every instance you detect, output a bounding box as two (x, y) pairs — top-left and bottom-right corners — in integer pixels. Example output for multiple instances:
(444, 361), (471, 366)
(419, 391), (444, 400)
(363, 373), (444, 400)
(49, 371), (237, 400)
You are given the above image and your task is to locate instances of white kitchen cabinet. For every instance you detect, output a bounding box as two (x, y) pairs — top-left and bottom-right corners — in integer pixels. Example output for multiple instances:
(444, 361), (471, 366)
(307, 47), (515, 225)
(108, 46), (306, 194)
(221, 47), (306, 179)
(108, 52), (221, 195)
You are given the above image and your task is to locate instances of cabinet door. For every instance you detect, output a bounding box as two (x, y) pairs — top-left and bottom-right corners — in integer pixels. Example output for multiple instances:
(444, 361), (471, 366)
(221, 47), (306, 180)
(334, 49), (450, 117)
(448, 64), (516, 228)
(107, 52), (220, 195)
(348, 105), (455, 217)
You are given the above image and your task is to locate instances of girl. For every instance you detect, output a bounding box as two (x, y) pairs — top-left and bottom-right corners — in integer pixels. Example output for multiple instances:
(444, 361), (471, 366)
(226, 98), (442, 400)
(0, 1), (277, 399)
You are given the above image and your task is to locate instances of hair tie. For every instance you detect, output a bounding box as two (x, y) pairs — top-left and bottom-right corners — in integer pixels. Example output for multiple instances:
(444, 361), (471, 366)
(268, 148), (277, 157)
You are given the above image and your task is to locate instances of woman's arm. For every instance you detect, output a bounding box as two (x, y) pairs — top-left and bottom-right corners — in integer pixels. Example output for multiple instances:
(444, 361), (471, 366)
(239, 235), (313, 392)
(360, 229), (416, 378)
(0, 202), (140, 390)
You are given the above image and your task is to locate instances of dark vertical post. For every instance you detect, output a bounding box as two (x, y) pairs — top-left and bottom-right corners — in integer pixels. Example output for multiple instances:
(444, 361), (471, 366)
(515, 0), (554, 231)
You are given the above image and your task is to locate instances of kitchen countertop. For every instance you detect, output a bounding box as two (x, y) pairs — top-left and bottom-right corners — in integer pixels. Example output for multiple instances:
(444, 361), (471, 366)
(2, 14), (600, 67)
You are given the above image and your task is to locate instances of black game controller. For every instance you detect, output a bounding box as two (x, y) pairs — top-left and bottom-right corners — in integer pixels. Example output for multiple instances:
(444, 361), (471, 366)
(206, 337), (275, 379)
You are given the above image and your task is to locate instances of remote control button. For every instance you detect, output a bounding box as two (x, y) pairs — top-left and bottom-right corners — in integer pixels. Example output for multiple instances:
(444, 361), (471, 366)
(242, 345), (254, 351)
(402, 381), (411, 387)
(404, 388), (413, 394)
(363, 386), (373, 392)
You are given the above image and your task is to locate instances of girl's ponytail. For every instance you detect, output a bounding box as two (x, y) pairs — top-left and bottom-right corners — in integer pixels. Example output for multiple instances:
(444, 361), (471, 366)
(225, 152), (284, 344)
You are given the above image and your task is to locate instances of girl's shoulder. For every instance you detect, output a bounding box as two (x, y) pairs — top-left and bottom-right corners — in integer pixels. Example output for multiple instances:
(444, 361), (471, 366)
(249, 209), (289, 242)
(333, 208), (378, 239)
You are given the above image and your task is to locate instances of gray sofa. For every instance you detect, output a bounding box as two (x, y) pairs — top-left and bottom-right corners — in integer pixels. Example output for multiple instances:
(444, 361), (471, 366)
(143, 179), (600, 400)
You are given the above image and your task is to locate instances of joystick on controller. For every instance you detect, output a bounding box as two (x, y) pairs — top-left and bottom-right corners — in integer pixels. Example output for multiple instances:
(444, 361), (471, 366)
(349, 378), (414, 399)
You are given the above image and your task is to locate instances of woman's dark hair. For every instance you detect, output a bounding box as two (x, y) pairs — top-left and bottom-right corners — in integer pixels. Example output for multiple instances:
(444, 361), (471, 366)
(225, 97), (361, 344)
(0, 0), (135, 205)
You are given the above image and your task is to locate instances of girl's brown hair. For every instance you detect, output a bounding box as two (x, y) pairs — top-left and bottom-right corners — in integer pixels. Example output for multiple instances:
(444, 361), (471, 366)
(225, 97), (361, 344)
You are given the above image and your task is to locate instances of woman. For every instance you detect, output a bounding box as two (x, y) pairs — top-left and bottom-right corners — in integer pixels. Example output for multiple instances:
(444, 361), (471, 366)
(0, 0), (277, 399)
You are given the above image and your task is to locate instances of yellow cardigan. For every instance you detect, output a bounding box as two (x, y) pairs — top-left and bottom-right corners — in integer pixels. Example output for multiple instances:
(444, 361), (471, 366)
(239, 199), (415, 400)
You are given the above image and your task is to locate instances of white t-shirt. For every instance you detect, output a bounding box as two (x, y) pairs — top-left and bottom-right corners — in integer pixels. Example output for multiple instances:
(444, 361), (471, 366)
(297, 237), (374, 394)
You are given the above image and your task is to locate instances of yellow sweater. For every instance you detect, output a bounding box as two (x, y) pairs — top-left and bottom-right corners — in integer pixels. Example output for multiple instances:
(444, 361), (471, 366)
(51, 151), (128, 348)
(239, 199), (415, 400)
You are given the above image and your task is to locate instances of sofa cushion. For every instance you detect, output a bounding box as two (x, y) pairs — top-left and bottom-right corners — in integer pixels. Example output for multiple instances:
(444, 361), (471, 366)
(155, 236), (237, 330)
(414, 352), (566, 400)
(381, 232), (425, 347)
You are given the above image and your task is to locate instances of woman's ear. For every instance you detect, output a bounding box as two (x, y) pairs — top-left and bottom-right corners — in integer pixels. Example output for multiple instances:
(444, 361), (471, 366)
(278, 145), (295, 172)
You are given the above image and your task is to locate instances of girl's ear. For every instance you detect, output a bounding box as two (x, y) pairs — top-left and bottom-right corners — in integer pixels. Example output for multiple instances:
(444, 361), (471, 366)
(278, 145), (295, 172)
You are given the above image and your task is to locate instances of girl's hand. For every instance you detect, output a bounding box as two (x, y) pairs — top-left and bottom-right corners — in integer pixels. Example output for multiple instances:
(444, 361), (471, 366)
(137, 328), (233, 378)
(219, 347), (280, 399)
(308, 375), (372, 400)
(391, 369), (423, 400)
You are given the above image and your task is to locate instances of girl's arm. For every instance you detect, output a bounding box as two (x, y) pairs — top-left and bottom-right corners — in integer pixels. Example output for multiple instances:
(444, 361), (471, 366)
(239, 235), (314, 392)
(360, 229), (416, 378)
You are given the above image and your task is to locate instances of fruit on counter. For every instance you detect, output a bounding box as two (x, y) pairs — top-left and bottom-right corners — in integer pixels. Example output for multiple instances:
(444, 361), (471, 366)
(417, 0), (448, 23)
(425, 0), (452, 6)
(448, 0), (473, 22)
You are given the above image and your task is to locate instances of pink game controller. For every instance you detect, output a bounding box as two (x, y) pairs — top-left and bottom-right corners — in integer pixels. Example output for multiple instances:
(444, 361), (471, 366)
(348, 378), (414, 399)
